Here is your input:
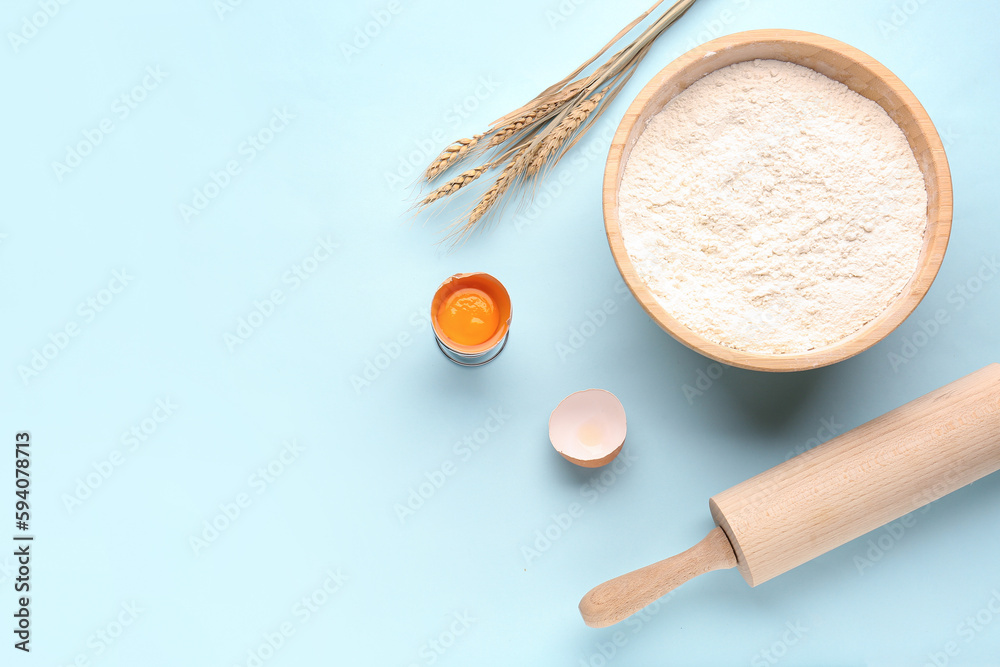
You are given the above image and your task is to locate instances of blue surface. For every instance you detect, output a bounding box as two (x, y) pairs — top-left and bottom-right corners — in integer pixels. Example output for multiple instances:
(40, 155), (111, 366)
(4, 0), (1000, 664)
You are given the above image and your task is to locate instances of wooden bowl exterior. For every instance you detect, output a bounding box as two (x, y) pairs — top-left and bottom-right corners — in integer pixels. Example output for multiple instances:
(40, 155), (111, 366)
(604, 30), (952, 372)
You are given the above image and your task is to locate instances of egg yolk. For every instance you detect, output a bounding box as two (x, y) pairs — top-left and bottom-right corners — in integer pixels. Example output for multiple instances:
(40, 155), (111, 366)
(438, 288), (500, 346)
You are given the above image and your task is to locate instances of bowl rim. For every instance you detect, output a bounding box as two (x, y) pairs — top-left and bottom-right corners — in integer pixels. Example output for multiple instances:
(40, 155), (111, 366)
(603, 29), (953, 372)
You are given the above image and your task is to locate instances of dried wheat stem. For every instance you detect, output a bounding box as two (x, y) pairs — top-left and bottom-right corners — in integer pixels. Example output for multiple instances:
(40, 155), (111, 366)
(418, 163), (493, 208)
(416, 0), (698, 244)
(527, 87), (608, 175)
(424, 133), (484, 181)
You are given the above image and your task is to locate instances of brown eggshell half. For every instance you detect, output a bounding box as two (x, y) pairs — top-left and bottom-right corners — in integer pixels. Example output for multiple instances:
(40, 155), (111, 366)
(548, 389), (627, 468)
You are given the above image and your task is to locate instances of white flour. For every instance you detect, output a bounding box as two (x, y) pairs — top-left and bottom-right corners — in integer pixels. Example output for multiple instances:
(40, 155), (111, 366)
(618, 59), (927, 354)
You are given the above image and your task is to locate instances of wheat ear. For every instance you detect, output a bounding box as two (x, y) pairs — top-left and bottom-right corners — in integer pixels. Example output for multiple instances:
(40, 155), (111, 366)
(424, 133), (484, 181)
(465, 148), (529, 229)
(527, 87), (607, 176)
(488, 101), (561, 148)
(418, 164), (493, 208)
(486, 84), (585, 148)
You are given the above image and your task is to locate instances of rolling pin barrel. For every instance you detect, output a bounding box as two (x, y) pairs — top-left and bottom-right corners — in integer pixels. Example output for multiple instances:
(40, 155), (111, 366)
(580, 363), (1000, 628)
(711, 363), (1000, 586)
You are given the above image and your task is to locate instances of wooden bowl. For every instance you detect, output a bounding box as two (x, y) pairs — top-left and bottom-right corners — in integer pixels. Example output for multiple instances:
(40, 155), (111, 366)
(604, 30), (952, 372)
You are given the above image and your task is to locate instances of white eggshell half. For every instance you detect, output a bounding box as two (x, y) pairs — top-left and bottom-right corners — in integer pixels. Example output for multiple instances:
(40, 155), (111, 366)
(548, 389), (627, 468)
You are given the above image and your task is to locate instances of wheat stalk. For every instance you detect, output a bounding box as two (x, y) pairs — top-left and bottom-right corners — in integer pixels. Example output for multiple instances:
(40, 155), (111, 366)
(417, 0), (697, 244)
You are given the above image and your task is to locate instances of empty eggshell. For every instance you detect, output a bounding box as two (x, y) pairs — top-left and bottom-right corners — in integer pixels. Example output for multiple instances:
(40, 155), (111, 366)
(549, 389), (627, 468)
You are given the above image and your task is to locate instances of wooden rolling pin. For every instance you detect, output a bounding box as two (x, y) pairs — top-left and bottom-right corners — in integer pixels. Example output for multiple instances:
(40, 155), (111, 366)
(580, 363), (1000, 628)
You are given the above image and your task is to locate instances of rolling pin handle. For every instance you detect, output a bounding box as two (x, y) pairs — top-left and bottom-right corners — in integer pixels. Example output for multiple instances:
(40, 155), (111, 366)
(578, 526), (737, 628)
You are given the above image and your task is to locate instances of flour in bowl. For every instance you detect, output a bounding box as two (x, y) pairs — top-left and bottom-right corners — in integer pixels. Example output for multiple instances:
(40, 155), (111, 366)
(618, 59), (927, 354)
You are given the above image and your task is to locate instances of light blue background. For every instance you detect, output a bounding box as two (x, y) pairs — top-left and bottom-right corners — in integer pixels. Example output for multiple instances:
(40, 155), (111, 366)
(3, 0), (1000, 665)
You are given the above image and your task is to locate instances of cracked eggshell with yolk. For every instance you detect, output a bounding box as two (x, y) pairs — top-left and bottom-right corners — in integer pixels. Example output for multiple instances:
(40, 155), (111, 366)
(549, 389), (627, 468)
